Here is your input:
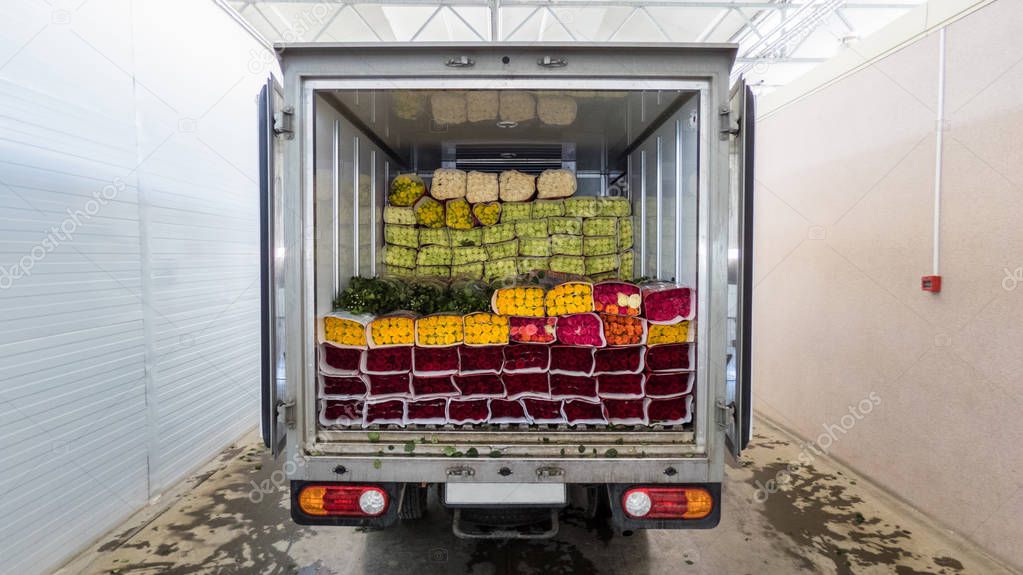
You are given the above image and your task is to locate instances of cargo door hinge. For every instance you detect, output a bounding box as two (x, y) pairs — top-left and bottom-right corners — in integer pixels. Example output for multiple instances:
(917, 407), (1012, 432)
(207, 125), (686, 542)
(274, 106), (294, 140)
(536, 466), (564, 479)
(716, 399), (735, 429)
(278, 399), (296, 428)
(719, 106), (739, 140)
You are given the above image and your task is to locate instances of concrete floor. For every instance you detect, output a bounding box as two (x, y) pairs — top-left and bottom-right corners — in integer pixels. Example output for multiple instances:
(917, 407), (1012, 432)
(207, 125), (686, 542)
(62, 418), (1014, 575)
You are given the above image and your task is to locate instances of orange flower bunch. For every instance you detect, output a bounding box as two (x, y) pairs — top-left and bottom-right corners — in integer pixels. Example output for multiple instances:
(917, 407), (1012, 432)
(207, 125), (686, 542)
(602, 315), (645, 346)
(323, 316), (367, 347)
(493, 286), (546, 317)
(369, 316), (415, 346)
(463, 313), (509, 345)
(647, 321), (690, 346)
(545, 282), (593, 316)
(416, 314), (464, 346)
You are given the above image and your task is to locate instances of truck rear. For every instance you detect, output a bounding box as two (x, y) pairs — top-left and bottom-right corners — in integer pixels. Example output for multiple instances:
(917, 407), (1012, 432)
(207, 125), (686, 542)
(258, 43), (753, 537)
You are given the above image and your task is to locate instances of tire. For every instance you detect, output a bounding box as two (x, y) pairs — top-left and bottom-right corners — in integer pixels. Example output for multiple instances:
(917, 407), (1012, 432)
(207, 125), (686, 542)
(398, 485), (428, 520)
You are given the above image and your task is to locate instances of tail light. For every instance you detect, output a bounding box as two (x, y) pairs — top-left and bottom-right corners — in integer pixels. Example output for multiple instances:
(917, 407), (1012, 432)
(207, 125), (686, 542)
(621, 486), (713, 520)
(298, 484), (389, 517)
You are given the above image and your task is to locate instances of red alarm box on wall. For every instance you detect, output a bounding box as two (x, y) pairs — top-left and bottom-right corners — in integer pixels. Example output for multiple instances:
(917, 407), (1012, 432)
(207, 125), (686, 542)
(921, 275), (942, 293)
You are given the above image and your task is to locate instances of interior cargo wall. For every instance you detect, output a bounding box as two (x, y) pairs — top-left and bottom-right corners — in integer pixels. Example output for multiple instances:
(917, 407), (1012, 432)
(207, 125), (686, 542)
(0, 1), (272, 573)
(753, 0), (1023, 569)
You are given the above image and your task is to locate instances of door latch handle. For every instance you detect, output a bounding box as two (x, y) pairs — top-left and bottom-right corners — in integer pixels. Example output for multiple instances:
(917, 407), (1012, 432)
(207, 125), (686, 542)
(537, 56), (567, 68)
(445, 56), (475, 68)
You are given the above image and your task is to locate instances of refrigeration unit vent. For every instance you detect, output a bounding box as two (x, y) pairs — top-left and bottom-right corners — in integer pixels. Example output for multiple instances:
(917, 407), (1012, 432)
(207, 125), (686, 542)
(450, 143), (570, 174)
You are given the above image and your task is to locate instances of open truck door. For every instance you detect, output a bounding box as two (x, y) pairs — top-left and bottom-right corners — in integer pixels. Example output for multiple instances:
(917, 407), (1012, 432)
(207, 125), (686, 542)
(725, 79), (755, 456)
(259, 77), (288, 457)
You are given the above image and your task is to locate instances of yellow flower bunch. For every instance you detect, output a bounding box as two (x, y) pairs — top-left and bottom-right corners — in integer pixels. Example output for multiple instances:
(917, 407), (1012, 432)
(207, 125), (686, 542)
(415, 197), (445, 228)
(493, 286), (545, 317)
(323, 317), (367, 347)
(388, 174), (426, 206)
(369, 316), (415, 346)
(473, 202), (501, 226)
(647, 321), (690, 346)
(463, 313), (509, 345)
(416, 315), (464, 346)
(446, 198), (474, 230)
(545, 282), (594, 316)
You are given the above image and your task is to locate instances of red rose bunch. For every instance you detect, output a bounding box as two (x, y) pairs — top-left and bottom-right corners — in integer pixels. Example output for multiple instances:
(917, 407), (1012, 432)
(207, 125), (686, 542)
(602, 398), (646, 425)
(523, 398), (565, 424)
(597, 373), (645, 399)
(503, 344), (551, 373)
(645, 343), (693, 372)
(407, 398), (447, 423)
(549, 373), (598, 400)
(322, 344), (363, 373)
(321, 375), (367, 398)
(453, 374), (505, 397)
(411, 375), (459, 398)
(489, 398), (528, 423)
(645, 372), (694, 397)
(458, 345), (504, 375)
(555, 313), (605, 347)
(366, 373), (411, 398)
(594, 346), (645, 374)
(502, 372), (549, 399)
(363, 346), (412, 374)
(364, 399), (405, 425)
(413, 346), (460, 376)
(448, 399), (490, 424)
(647, 395), (692, 425)
(321, 399), (363, 425)
(550, 345), (595, 376)
(563, 399), (606, 425)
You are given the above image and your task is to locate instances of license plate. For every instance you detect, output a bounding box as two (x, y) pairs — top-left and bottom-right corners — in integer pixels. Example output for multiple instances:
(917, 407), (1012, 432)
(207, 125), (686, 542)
(444, 482), (567, 506)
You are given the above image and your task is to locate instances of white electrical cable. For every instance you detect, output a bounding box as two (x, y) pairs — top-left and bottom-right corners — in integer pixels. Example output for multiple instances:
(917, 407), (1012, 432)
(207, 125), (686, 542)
(933, 27), (947, 276)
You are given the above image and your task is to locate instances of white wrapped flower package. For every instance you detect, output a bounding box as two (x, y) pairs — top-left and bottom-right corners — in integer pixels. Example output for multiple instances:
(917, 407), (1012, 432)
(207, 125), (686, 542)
(536, 169), (577, 199)
(467, 91), (498, 123)
(431, 169), (467, 200)
(499, 170), (536, 202)
(466, 170), (499, 203)
(500, 91), (535, 123)
(537, 95), (578, 126)
(431, 92), (467, 125)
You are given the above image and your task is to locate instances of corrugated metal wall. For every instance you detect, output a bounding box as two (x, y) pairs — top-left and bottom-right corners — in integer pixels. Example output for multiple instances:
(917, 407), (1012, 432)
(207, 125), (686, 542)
(0, 1), (270, 573)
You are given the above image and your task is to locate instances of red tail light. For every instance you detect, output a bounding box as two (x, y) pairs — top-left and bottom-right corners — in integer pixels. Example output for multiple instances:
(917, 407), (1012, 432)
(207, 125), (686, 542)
(298, 485), (389, 517)
(621, 487), (713, 520)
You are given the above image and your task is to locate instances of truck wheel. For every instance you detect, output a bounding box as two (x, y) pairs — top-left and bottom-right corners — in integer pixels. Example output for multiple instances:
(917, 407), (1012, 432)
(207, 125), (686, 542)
(399, 485), (428, 520)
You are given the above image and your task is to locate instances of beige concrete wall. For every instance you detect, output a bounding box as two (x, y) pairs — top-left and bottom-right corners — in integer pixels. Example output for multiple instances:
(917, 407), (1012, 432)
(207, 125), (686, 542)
(752, 0), (1023, 568)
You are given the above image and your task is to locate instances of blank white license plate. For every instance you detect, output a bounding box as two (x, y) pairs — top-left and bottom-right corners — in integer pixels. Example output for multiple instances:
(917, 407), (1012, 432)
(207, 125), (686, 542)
(445, 482), (567, 506)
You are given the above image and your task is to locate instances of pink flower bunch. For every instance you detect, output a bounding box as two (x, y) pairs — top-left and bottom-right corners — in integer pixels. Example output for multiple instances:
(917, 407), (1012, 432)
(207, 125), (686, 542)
(593, 282), (642, 316)
(642, 285), (693, 323)
(555, 313), (605, 347)
(509, 316), (557, 343)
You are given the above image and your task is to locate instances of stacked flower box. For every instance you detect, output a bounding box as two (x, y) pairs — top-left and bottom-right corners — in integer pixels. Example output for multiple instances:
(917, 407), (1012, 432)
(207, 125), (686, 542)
(319, 281), (694, 428)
